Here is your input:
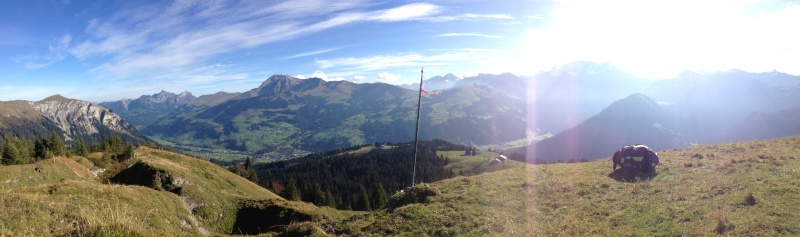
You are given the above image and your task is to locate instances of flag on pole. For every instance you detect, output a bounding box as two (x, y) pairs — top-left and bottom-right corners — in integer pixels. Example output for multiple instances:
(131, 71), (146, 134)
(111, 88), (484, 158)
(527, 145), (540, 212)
(420, 86), (438, 96)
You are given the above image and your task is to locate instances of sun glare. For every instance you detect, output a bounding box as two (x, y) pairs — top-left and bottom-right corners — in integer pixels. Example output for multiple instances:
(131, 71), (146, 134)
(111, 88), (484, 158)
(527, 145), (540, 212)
(521, 0), (800, 79)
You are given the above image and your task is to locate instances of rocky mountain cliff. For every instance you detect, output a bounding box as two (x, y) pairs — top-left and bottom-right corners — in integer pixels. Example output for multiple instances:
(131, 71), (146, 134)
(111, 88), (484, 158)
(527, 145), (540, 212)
(0, 94), (149, 144)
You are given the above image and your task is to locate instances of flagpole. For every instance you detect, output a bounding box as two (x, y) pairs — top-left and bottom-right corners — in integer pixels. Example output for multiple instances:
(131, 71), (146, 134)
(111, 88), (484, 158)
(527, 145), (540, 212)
(412, 67), (423, 187)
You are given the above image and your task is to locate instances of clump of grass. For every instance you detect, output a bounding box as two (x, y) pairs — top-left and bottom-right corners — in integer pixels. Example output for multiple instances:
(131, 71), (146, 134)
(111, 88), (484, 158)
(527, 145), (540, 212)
(714, 207), (733, 234)
(743, 192), (757, 206)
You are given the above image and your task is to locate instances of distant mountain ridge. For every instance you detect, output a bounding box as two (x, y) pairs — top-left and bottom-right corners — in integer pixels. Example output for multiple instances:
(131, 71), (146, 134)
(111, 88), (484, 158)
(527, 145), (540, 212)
(401, 73), (459, 91)
(140, 75), (526, 157)
(100, 90), (197, 129)
(0, 95), (149, 145)
(98, 61), (800, 162)
(527, 93), (687, 162)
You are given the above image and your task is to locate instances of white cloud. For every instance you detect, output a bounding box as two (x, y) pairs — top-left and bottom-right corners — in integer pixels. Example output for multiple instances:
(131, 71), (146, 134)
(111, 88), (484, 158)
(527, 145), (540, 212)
(351, 75), (366, 82)
(68, 1), (444, 79)
(436, 33), (503, 39)
(377, 72), (401, 83)
(296, 70), (330, 80)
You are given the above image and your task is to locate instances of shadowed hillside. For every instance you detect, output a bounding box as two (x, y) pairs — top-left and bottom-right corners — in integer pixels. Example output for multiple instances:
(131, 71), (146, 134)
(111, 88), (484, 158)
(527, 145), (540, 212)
(527, 93), (686, 163)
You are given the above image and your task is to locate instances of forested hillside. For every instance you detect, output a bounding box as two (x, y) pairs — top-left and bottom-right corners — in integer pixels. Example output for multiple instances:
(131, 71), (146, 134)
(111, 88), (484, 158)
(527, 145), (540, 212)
(256, 140), (466, 210)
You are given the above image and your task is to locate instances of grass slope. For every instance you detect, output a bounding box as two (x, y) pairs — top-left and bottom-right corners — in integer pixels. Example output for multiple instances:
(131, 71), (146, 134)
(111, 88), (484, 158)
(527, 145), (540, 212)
(364, 136), (800, 236)
(4, 136), (799, 236)
(0, 156), (198, 236)
(0, 148), (370, 236)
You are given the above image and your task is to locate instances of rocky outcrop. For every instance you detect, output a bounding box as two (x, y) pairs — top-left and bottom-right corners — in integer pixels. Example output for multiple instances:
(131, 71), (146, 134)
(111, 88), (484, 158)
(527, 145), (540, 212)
(26, 94), (149, 143)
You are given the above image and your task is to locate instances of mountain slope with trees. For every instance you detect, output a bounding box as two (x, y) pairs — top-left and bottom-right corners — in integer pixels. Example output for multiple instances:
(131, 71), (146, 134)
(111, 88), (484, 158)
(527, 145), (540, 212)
(141, 75), (527, 159)
(255, 140), (465, 210)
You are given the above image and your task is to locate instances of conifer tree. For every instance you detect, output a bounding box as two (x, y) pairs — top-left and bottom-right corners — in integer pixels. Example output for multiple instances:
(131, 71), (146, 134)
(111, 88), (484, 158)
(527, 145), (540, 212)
(326, 191), (337, 208)
(282, 178), (301, 201)
(2, 136), (34, 165)
(120, 142), (135, 161)
(245, 157), (259, 183)
(34, 137), (52, 160)
(371, 183), (388, 210)
(49, 132), (66, 157)
(73, 139), (90, 157)
(311, 183), (326, 206)
(357, 185), (372, 211)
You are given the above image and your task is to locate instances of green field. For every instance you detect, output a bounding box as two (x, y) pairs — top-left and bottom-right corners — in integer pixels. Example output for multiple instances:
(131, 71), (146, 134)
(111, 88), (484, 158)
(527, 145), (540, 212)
(439, 150), (526, 176)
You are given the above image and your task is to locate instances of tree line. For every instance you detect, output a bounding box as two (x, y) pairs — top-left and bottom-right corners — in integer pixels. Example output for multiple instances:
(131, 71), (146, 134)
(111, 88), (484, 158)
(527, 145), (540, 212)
(254, 139), (467, 211)
(1, 132), (136, 167)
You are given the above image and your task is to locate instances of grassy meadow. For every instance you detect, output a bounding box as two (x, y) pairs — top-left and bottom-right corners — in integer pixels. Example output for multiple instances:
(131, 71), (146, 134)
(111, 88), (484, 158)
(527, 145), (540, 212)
(367, 136), (800, 236)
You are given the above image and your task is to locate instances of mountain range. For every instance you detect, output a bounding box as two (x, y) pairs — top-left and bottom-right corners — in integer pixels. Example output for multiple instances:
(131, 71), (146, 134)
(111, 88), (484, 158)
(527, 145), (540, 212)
(136, 75), (526, 158)
(97, 61), (800, 162)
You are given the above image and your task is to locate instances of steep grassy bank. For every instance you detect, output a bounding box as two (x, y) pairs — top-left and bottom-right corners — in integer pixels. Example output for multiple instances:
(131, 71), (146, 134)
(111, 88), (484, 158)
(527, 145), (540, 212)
(0, 148), (369, 236)
(0, 156), (198, 236)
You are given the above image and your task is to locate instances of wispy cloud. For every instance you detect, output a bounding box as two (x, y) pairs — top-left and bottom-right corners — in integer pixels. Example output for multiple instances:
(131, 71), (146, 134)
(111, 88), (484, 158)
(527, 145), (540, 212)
(12, 34), (71, 69)
(315, 52), (486, 71)
(435, 33), (503, 38)
(371, 3), (441, 21)
(282, 47), (345, 60)
(428, 13), (514, 21)
(68, 1), (443, 79)
(462, 13), (513, 19)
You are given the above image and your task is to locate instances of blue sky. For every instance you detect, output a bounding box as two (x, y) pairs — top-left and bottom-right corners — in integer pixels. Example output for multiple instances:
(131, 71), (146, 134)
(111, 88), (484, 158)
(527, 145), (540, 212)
(1, 0), (799, 102)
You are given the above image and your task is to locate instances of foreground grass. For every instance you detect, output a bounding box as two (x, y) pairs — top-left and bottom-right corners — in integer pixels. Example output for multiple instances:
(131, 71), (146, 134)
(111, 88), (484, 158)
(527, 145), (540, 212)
(3, 136), (799, 236)
(0, 148), (368, 236)
(0, 156), (198, 236)
(365, 136), (800, 236)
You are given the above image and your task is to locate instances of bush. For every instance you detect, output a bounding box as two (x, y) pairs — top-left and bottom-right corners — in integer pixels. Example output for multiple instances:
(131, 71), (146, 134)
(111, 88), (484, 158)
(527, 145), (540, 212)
(388, 184), (439, 210)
